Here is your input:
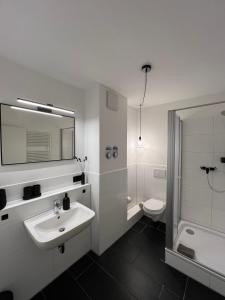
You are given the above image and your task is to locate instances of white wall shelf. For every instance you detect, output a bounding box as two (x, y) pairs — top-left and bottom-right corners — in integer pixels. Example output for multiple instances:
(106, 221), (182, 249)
(1, 171), (81, 189)
(3, 183), (90, 211)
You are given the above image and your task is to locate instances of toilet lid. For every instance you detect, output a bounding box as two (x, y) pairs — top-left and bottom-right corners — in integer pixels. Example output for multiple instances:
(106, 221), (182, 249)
(143, 198), (165, 213)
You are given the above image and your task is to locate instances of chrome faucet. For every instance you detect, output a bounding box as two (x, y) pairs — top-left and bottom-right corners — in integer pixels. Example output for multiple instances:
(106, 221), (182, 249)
(54, 200), (62, 216)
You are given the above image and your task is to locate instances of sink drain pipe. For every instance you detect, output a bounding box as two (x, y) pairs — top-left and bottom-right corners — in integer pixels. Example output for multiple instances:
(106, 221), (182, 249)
(58, 243), (65, 254)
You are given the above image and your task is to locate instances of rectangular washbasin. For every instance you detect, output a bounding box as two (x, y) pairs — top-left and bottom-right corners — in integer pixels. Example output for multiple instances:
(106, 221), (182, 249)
(24, 202), (95, 250)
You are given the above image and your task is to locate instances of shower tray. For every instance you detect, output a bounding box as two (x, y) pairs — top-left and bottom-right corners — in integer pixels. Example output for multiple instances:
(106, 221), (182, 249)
(175, 221), (225, 276)
(165, 220), (225, 297)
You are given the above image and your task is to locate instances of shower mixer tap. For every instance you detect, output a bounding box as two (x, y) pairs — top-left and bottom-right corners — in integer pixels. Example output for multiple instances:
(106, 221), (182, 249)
(200, 166), (216, 174)
(200, 166), (225, 193)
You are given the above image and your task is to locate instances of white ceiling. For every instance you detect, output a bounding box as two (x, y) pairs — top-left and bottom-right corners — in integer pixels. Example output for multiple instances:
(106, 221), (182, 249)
(0, 0), (225, 107)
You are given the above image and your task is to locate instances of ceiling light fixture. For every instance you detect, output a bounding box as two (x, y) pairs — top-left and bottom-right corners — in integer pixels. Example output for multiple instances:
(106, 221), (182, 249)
(137, 64), (152, 148)
(17, 98), (74, 115)
(11, 106), (63, 118)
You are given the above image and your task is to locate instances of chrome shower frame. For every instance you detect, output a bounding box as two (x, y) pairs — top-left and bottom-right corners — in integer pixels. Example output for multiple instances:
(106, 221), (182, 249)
(166, 99), (225, 250)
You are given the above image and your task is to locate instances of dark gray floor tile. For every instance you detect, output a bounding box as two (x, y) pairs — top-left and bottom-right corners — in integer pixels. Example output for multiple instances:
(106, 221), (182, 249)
(139, 216), (159, 227)
(160, 287), (181, 299)
(78, 263), (135, 300)
(125, 226), (165, 260)
(138, 215), (150, 225)
(0, 291), (14, 300)
(105, 233), (142, 263)
(127, 226), (162, 245)
(141, 225), (165, 257)
(43, 272), (89, 300)
(87, 250), (99, 261)
(89, 231), (142, 264)
(185, 279), (225, 300)
(133, 250), (186, 297)
(95, 249), (161, 300)
(157, 222), (166, 233)
(122, 228), (143, 245)
(162, 266), (187, 297)
(68, 254), (93, 279)
(131, 221), (147, 233)
(142, 225), (165, 245)
(30, 292), (45, 300)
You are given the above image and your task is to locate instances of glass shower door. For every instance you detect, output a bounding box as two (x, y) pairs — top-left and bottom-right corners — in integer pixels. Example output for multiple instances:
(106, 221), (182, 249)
(166, 110), (182, 250)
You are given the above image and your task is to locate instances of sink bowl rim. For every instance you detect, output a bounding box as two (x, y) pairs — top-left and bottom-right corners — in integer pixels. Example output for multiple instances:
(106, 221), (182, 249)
(24, 201), (95, 249)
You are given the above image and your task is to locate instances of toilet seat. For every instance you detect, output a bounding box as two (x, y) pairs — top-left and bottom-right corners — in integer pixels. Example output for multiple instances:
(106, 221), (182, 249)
(143, 198), (165, 215)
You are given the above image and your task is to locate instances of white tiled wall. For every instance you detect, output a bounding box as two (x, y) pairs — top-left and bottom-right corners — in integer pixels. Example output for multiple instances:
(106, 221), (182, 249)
(181, 114), (225, 233)
(85, 84), (128, 255)
(143, 164), (167, 202)
(127, 163), (167, 207)
(127, 107), (138, 209)
(99, 168), (128, 253)
(127, 164), (137, 209)
(127, 106), (167, 214)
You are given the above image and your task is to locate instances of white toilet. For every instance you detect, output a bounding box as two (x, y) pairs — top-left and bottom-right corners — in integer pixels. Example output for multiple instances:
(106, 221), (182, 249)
(142, 198), (166, 222)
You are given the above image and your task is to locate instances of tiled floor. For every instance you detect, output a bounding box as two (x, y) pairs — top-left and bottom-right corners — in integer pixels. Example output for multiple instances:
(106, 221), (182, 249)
(31, 216), (225, 300)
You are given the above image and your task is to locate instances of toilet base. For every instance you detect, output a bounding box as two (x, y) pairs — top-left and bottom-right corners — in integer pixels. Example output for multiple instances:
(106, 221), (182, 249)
(143, 211), (163, 222)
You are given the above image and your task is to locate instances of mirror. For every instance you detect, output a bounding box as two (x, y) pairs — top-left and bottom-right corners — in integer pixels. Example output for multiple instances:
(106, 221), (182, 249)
(0, 104), (75, 165)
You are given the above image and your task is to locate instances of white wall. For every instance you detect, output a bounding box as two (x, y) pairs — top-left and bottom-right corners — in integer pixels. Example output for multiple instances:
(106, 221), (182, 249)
(99, 86), (127, 253)
(127, 107), (137, 209)
(85, 84), (128, 255)
(0, 55), (84, 185)
(99, 87), (127, 173)
(127, 107), (137, 165)
(137, 106), (168, 206)
(127, 106), (167, 211)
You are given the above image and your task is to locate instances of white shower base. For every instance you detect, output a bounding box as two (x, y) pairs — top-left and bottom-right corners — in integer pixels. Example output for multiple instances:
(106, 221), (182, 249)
(166, 220), (225, 297)
(175, 221), (225, 276)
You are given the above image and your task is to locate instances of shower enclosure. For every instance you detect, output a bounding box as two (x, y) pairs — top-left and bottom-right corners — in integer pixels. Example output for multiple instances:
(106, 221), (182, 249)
(166, 101), (225, 297)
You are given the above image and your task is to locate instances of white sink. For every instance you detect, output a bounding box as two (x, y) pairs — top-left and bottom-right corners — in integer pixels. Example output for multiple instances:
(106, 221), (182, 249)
(24, 202), (95, 250)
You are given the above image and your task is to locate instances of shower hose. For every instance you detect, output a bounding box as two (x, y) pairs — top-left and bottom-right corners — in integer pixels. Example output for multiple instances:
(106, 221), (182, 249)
(206, 172), (225, 193)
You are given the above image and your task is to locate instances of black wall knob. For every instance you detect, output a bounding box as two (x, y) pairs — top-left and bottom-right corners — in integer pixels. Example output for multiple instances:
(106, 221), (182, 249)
(23, 186), (33, 200)
(0, 189), (7, 210)
(33, 184), (41, 197)
(221, 157), (225, 163)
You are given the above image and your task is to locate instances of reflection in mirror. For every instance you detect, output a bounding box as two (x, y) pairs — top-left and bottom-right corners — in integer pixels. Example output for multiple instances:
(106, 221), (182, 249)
(0, 104), (75, 165)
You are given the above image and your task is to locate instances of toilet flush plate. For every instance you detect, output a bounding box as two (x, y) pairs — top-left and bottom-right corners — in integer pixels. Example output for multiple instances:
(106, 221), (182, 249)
(153, 168), (167, 179)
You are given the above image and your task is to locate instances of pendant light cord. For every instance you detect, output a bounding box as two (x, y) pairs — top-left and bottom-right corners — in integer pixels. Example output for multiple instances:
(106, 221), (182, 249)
(139, 70), (148, 138)
(139, 103), (142, 138)
(140, 70), (148, 106)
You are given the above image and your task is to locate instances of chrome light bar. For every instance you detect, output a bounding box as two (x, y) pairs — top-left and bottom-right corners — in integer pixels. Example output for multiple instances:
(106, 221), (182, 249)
(11, 106), (63, 118)
(17, 98), (74, 115)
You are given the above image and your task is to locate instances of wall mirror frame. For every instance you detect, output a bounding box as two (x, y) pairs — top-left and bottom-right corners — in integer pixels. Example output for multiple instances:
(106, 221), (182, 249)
(0, 103), (75, 165)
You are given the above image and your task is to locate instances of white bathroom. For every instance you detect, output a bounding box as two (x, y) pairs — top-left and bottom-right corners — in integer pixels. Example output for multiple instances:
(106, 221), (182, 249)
(0, 1), (225, 300)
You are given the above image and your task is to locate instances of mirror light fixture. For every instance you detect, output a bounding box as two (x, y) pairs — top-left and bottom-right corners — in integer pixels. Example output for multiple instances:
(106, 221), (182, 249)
(17, 98), (74, 115)
(11, 106), (63, 118)
(137, 64), (152, 148)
